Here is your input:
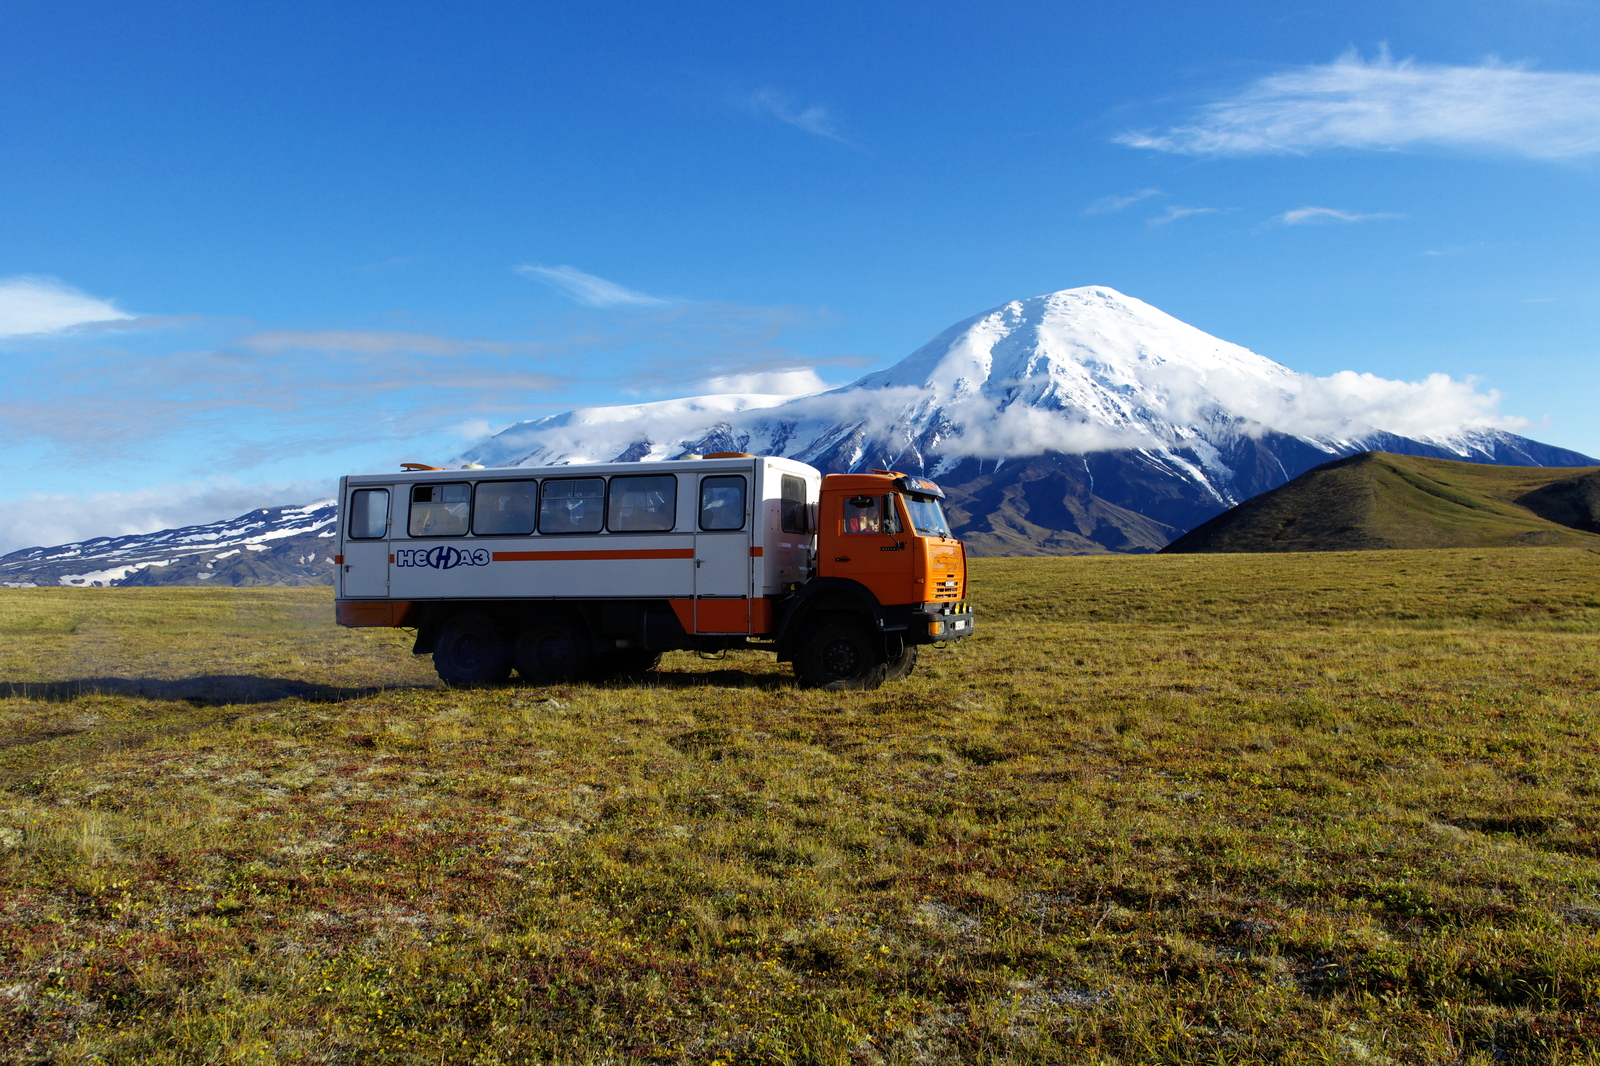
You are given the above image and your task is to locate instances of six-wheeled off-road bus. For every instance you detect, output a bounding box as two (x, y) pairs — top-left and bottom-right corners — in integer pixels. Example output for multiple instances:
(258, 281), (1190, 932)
(335, 453), (972, 689)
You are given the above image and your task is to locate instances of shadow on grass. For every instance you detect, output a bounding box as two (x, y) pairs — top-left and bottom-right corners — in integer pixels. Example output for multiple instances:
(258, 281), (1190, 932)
(1, 675), (416, 706)
(2, 668), (796, 703)
(593, 667), (796, 692)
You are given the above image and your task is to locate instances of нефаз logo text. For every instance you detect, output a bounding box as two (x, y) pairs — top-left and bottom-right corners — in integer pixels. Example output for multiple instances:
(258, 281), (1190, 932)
(395, 546), (491, 569)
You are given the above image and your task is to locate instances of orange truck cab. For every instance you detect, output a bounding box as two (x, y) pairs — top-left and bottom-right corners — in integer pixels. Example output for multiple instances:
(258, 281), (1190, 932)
(784, 470), (974, 683)
(334, 454), (973, 689)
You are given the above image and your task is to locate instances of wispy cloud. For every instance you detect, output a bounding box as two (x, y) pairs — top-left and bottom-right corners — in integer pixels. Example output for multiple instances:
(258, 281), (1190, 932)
(1117, 48), (1600, 159)
(1084, 188), (1163, 215)
(694, 368), (831, 396)
(240, 330), (520, 356)
(737, 89), (850, 144)
(515, 264), (672, 308)
(1272, 206), (1406, 226)
(0, 295), (846, 473)
(1148, 205), (1218, 228)
(0, 275), (133, 336)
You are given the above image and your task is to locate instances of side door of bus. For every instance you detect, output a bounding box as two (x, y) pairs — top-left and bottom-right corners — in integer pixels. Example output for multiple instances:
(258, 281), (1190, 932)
(693, 471), (752, 633)
(341, 486), (392, 597)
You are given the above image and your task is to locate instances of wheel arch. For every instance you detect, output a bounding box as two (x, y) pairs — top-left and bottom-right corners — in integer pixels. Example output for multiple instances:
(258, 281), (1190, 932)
(774, 579), (883, 661)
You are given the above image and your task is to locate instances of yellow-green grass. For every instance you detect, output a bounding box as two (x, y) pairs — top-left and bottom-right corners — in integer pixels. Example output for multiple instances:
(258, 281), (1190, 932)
(1, 548), (1598, 1064)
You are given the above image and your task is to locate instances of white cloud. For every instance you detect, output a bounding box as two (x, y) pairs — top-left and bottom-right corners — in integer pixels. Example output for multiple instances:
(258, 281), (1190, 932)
(739, 89), (849, 143)
(1275, 370), (1524, 440)
(240, 329), (517, 356)
(694, 368), (831, 396)
(515, 264), (671, 308)
(1148, 205), (1218, 227)
(1146, 362), (1524, 443)
(1117, 49), (1600, 159)
(1273, 206), (1405, 226)
(1085, 188), (1163, 215)
(0, 480), (332, 556)
(933, 403), (1155, 459)
(0, 275), (133, 336)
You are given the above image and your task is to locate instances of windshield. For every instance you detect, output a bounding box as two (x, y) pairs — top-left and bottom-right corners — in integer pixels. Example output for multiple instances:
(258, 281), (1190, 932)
(905, 494), (951, 537)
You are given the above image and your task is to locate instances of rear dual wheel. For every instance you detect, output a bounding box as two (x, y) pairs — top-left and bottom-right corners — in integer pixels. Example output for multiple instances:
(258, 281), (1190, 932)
(514, 620), (593, 684)
(433, 613), (513, 688)
(594, 648), (663, 679)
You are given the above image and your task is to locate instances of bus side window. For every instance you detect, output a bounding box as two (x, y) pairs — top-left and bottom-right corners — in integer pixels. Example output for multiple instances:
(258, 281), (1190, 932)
(348, 489), (389, 539)
(539, 478), (605, 534)
(700, 476), (747, 531)
(409, 483), (471, 537)
(473, 480), (539, 536)
(780, 474), (809, 533)
(609, 474), (677, 532)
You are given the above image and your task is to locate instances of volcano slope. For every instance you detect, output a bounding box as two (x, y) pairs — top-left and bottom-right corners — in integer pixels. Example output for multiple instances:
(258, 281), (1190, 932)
(1163, 451), (1600, 553)
(2, 548), (1598, 1064)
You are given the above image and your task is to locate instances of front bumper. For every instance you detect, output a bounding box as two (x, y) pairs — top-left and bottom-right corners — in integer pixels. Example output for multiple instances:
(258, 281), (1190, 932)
(915, 600), (974, 641)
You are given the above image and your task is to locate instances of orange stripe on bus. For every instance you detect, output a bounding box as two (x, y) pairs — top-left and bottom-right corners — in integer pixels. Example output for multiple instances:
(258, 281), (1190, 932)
(491, 548), (697, 562)
(749, 546), (764, 557)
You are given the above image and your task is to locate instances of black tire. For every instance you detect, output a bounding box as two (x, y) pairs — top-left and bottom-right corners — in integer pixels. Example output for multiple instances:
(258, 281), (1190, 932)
(794, 615), (888, 691)
(884, 644), (918, 683)
(433, 613), (513, 688)
(596, 648), (663, 679)
(514, 619), (593, 684)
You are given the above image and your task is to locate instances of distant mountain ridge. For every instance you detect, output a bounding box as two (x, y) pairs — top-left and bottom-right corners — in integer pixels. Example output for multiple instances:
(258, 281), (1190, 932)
(1162, 452), (1600, 553)
(3, 286), (1593, 585)
(0, 503), (336, 588)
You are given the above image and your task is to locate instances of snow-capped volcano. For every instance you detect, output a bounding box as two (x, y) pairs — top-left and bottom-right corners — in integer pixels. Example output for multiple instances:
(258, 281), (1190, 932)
(465, 286), (1588, 553)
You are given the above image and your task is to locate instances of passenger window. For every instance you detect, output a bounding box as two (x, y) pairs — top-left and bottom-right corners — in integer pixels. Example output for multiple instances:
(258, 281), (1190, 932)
(348, 489), (389, 539)
(699, 476), (747, 531)
(473, 480), (538, 536)
(609, 475), (677, 532)
(843, 495), (881, 534)
(539, 478), (605, 534)
(409, 483), (471, 537)
(780, 475), (809, 533)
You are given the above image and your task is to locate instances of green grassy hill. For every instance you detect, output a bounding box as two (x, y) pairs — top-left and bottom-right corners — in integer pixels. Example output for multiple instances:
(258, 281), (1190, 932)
(1162, 451), (1600, 554)
(2, 551), (1598, 1063)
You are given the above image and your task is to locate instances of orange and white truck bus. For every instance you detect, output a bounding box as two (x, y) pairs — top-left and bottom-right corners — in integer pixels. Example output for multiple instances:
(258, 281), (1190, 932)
(334, 453), (972, 689)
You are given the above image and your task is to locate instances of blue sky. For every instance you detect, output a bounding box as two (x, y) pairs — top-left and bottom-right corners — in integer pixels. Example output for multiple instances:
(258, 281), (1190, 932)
(3, 0), (1599, 551)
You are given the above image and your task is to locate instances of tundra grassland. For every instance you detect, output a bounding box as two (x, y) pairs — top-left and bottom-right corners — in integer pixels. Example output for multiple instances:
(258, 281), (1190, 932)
(1, 548), (1597, 1065)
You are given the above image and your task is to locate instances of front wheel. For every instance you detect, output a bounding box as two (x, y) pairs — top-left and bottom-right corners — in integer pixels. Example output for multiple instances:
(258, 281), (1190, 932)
(884, 644), (918, 683)
(794, 615), (888, 691)
(433, 613), (513, 688)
